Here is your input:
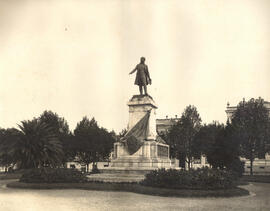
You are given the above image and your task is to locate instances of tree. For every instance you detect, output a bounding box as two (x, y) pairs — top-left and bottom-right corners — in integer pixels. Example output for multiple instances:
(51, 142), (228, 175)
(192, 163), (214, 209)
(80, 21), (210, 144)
(194, 122), (224, 160)
(194, 122), (235, 164)
(158, 130), (178, 159)
(231, 98), (270, 175)
(14, 119), (64, 169)
(74, 117), (115, 172)
(167, 105), (201, 170)
(39, 110), (73, 163)
(39, 110), (70, 135)
(0, 128), (21, 171)
(194, 122), (244, 176)
(74, 117), (98, 172)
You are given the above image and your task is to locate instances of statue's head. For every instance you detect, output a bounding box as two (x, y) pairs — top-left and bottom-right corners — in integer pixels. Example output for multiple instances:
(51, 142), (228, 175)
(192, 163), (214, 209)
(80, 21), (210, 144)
(140, 57), (145, 63)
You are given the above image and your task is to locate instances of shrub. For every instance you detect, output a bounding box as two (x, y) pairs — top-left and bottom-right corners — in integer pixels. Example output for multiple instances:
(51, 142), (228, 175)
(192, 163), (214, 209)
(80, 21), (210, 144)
(20, 168), (87, 183)
(226, 159), (245, 177)
(141, 167), (238, 190)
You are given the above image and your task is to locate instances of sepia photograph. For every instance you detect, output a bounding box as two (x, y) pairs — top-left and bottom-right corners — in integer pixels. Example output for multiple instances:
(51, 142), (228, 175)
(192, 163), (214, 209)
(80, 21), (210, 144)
(0, 0), (270, 210)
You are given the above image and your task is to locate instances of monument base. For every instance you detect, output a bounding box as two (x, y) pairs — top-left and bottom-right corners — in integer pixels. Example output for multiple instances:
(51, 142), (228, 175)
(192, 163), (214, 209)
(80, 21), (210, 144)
(110, 141), (172, 170)
(87, 141), (173, 182)
(86, 94), (175, 183)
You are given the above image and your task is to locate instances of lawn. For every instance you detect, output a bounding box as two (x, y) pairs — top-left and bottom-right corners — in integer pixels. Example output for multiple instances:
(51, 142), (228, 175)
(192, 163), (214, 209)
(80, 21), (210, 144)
(7, 181), (249, 198)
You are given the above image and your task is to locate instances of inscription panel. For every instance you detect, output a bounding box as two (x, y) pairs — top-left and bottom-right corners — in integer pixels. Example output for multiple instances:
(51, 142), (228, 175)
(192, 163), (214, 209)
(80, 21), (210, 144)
(157, 145), (169, 158)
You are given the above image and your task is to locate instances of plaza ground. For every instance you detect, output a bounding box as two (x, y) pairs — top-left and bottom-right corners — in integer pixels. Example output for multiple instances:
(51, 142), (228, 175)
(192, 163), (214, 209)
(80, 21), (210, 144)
(0, 180), (269, 211)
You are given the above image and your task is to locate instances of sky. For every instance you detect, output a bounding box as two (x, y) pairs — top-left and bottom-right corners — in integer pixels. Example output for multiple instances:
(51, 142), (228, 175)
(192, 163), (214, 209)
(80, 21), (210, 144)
(0, 0), (270, 133)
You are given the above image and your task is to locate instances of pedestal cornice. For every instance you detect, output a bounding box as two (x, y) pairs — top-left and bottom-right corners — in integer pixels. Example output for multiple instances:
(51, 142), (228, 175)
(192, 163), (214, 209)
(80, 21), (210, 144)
(127, 95), (157, 108)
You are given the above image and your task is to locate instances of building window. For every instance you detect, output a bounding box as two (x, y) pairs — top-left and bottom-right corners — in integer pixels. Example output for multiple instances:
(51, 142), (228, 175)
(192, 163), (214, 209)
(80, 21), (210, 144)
(193, 159), (201, 164)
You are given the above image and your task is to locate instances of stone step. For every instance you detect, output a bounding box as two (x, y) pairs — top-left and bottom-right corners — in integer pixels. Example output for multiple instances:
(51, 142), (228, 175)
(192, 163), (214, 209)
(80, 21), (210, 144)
(100, 168), (153, 175)
(87, 173), (145, 183)
(87, 177), (144, 183)
(88, 173), (145, 178)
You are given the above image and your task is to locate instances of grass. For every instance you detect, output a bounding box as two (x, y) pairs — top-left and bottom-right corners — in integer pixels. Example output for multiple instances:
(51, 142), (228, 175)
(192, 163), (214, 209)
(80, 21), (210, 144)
(7, 181), (249, 198)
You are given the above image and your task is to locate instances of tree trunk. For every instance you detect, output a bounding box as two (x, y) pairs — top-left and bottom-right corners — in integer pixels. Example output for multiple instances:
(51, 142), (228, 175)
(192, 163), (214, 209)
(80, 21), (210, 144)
(250, 158), (253, 176)
(187, 158), (191, 171)
(250, 150), (253, 176)
(86, 163), (89, 173)
(178, 153), (185, 169)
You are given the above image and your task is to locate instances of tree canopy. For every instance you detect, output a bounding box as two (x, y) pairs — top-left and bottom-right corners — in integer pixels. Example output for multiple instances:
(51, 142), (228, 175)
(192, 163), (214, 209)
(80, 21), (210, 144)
(39, 110), (70, 135)
(0, 128), (21, 171)
(0, 111), (116, 171)
(0, 119), (64, 169)
(74, 117), (115, 172)
(194, 122), (224, 159)
(231, 98), (270, 175)
(39, 110), (74, 162)
(196, 122), (242, 171)
(167, 105), (202, 169)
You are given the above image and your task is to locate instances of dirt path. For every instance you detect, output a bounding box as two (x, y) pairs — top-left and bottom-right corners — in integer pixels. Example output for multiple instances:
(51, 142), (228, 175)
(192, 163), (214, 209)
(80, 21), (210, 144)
(0, 180), (269, 211)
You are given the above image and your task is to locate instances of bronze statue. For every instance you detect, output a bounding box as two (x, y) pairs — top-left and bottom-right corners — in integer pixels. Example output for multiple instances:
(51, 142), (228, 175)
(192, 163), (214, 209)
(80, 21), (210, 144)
(129, 57), (152, 95)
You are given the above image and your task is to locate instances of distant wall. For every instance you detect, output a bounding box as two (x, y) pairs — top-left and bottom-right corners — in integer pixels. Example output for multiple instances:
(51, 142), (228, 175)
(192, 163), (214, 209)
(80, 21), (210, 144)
(66, 161), (111, 171)
(241, 155), (270, 175)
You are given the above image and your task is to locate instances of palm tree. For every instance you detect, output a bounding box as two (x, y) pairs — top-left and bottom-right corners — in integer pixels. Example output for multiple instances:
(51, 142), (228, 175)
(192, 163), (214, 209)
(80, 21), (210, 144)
(13, 119), (64, 169)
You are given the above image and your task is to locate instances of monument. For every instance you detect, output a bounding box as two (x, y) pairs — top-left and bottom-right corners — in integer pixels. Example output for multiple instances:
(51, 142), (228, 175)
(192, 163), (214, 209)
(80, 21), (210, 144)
(110, 57), (172, 171)
(87, 57), (173, 182)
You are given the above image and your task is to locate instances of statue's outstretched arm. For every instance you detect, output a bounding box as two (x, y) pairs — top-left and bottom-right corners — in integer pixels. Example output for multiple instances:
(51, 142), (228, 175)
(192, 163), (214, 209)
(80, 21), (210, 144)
(129, 67), (137, 74)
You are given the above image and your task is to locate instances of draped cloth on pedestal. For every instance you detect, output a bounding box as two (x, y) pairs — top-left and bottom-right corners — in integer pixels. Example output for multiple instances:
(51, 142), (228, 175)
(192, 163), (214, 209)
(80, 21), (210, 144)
(121, 111), (150, 155)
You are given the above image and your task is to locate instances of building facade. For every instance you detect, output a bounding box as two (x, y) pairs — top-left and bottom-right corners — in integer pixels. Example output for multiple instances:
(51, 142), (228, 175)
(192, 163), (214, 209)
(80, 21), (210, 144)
(156, 115), (180, 133)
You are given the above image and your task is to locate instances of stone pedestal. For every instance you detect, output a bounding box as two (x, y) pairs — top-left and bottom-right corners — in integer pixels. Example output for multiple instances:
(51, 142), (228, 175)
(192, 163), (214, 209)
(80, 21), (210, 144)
(127, 95), (157, 140)
(110, 95), (172, 170)
(112, 141), (171, 169)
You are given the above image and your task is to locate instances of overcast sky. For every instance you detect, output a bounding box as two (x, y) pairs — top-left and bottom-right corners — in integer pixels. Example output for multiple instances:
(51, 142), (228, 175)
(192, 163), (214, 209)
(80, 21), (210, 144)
(0, 0), (270, 133)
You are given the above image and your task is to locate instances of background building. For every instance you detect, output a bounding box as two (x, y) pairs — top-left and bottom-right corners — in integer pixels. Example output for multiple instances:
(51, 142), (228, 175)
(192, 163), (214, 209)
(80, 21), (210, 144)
(225, 99), (270, 122)
(156, 115), (180, 133)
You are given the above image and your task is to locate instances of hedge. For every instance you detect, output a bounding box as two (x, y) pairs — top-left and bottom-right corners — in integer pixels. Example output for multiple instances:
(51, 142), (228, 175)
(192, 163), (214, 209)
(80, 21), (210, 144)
(141, 167), (239, 190)
(20, 168), (87, 183)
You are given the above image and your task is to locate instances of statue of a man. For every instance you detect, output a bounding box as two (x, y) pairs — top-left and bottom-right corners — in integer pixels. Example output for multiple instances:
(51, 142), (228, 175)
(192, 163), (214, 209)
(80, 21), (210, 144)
(129, 57), (152, 95)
